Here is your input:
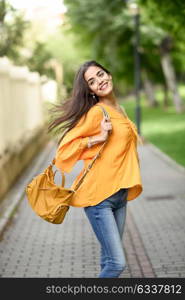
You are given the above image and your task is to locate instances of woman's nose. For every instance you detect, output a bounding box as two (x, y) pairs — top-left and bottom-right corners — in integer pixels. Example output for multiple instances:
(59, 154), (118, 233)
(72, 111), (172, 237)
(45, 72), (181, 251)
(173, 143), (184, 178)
(97, 78), (103, 86)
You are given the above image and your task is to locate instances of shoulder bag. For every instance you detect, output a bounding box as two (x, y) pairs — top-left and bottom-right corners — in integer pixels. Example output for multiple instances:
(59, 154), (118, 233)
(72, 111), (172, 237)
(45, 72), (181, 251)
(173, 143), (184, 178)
(25, 105), (111, 224)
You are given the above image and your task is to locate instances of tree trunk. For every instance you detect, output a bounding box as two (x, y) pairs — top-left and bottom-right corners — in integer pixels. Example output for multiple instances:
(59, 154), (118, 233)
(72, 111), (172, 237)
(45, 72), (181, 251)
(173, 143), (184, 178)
(163, 82), (169, 110)
(160, 37), (183, 113)
(142, 69), (158, 107)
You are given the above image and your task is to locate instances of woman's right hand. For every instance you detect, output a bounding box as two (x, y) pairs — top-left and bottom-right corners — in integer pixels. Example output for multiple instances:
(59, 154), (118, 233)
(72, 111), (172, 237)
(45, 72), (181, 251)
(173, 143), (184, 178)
(100, 116), (112, 140)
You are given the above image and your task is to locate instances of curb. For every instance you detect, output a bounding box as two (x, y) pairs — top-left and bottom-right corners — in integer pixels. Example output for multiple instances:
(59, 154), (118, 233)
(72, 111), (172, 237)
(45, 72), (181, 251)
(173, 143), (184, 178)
(0, 140), (56, 237)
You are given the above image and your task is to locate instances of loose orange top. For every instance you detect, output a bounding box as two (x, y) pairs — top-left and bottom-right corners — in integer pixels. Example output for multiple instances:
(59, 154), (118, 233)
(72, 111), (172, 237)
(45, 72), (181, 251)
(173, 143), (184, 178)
(55, 102), (143, 207)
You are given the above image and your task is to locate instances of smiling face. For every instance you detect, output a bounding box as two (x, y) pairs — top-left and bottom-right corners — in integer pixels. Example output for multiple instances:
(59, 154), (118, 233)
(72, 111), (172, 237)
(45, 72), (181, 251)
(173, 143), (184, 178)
(84, 66), (113, 97)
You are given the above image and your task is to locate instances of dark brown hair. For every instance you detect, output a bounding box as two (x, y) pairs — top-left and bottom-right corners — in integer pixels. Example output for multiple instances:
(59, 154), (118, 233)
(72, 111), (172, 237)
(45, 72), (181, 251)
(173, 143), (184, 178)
(47, 60), (111, 145)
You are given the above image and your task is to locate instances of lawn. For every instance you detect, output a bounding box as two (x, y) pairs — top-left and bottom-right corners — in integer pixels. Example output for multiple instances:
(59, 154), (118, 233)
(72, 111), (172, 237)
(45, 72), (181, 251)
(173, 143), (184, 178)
(120, 85), (185, 167)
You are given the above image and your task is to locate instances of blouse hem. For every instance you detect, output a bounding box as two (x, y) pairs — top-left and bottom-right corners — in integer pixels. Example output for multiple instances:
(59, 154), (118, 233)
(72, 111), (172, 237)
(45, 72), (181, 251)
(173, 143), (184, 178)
(69, 184), (142, 207)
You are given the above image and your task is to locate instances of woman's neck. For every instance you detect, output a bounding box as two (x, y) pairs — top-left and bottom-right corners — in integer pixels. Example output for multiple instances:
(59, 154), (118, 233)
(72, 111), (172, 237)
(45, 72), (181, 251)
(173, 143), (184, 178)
(98, 91), (118, 107)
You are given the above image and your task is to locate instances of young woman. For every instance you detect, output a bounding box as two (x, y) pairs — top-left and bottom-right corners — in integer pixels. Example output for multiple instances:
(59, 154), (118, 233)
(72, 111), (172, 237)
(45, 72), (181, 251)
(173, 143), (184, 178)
(48, 60), (143, 278)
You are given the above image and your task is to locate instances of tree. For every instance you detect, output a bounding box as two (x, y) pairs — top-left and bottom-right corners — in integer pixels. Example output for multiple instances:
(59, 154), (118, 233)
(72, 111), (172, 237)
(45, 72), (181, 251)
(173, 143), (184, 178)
(160, 37), (183, 113)
(63, 0), (185, 112)
(139, 0), (185, 112)
(0, 0), (29, 61)
(25, 41), (55, 79)
(46, 23), (91, 95)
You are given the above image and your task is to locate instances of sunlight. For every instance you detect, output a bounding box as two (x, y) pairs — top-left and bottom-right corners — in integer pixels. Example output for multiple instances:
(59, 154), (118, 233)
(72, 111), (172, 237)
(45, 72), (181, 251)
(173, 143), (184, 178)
(9, 0), (67, 20)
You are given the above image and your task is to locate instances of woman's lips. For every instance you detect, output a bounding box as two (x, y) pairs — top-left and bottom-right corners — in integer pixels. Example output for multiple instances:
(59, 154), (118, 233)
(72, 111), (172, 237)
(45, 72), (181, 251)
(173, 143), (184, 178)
(100, 82), (108, 90)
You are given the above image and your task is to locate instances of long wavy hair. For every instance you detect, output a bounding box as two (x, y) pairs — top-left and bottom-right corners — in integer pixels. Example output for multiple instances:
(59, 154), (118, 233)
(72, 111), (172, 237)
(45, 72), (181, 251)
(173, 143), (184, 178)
(47, 60), (111, 145)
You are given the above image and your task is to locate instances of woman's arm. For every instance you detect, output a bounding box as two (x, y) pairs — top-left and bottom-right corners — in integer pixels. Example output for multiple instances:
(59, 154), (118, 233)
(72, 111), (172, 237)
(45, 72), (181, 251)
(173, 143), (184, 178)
(87, 133), (107, 148)
(87, 115), (112, 148)
(55, 106), (109, 173)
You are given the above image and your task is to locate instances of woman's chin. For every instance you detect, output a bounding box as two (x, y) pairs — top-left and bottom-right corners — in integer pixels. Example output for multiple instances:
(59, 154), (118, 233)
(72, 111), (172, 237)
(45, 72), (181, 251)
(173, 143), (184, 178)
(97, 87), (113, 97)
(101, 89), (113, 97)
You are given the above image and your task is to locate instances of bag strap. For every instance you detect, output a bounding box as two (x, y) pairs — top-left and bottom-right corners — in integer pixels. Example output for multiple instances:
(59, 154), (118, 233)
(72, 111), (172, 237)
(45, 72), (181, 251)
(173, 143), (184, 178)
(51, 104), (111, 191)
(73, 105), (111, 191)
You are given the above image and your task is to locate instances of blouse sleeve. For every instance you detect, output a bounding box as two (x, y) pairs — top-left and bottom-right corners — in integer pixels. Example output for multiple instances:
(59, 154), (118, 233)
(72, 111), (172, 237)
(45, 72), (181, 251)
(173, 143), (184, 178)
(55, 106), (104, 173)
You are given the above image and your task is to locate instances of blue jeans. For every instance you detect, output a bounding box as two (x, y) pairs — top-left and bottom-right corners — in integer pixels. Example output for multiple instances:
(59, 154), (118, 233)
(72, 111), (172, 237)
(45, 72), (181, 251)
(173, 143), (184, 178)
(84, 188), (128, 278)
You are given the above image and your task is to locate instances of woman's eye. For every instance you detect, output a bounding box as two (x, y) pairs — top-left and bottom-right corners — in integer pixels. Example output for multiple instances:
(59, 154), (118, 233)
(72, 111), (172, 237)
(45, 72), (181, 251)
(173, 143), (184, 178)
(89, 80), (94, 86)
(99, 71), (104, 77)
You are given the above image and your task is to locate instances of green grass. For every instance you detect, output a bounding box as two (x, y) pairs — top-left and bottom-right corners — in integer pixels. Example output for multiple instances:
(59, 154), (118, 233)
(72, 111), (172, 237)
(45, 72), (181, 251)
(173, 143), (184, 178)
(120, 86), (185, 167)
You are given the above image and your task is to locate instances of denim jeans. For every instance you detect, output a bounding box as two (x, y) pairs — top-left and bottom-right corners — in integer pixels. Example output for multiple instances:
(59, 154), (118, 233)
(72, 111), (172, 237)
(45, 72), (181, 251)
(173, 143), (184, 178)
(84, 188), (128, 278)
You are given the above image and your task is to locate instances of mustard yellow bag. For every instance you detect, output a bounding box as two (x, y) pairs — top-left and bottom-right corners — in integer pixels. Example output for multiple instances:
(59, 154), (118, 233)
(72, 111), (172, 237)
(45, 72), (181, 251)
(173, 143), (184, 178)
(25, 105), (110, 224)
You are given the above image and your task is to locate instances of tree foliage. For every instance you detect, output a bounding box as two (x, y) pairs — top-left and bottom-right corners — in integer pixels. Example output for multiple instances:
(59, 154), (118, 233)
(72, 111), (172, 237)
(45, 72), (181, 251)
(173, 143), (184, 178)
(63, 0), (185, 93)
(0, 0), (29, 60)
(46, 23), (91, 93)
(25, 41), (55, 79)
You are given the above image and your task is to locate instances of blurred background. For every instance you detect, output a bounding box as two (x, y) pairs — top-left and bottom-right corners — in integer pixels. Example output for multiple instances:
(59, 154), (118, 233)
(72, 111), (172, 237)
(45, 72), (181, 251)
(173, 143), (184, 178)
(0, 0), (185, 200)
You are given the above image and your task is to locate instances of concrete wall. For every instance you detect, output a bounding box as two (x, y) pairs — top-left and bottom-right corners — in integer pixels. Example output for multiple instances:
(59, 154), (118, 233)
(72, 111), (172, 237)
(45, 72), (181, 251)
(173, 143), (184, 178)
(0, 57), (51, 201)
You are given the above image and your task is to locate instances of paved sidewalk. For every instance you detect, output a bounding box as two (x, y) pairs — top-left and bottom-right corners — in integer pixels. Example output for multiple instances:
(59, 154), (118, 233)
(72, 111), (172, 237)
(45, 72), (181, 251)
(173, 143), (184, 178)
(0, 140), (185, 278)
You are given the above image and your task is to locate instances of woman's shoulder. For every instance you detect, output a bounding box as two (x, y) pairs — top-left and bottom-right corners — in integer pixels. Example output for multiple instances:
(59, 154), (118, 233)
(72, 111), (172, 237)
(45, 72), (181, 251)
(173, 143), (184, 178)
(82, 104), (104, 120)
(76, 104), (103, 127)
(89, 103), (103, 113)
(87, 104), (105, 118)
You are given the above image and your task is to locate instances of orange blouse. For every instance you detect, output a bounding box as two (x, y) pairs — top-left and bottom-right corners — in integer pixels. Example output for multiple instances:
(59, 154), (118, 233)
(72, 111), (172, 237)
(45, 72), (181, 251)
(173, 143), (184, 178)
(55, 102), (143, 207)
